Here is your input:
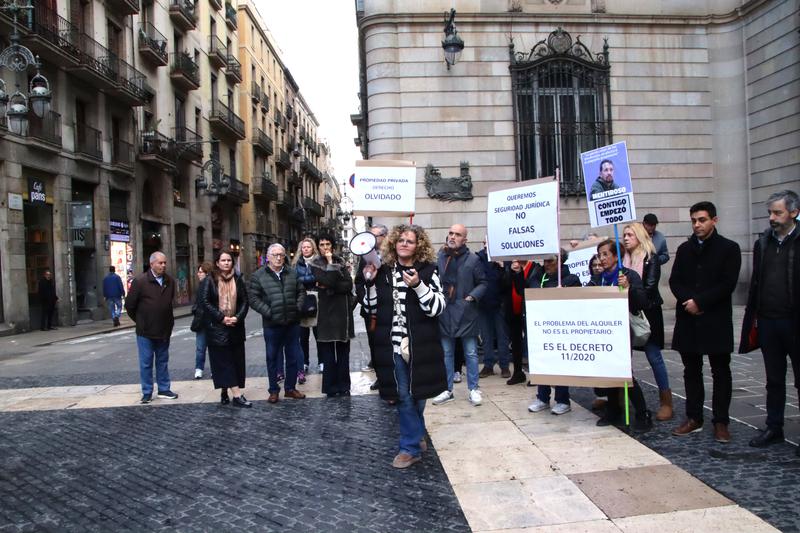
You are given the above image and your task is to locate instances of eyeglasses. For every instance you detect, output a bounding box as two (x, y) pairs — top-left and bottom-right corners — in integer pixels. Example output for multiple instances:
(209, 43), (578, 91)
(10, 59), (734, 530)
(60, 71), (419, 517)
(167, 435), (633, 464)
(270, 253), (285, 258)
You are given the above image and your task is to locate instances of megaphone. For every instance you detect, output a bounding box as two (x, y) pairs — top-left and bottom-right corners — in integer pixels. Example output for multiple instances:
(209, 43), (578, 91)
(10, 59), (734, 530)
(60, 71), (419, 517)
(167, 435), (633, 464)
(350, 231), (381, 279)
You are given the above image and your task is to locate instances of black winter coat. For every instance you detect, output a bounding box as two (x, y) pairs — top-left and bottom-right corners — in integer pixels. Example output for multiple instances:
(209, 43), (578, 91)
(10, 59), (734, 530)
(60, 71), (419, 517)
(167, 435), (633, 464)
(370, 262), (447, 401)
(669, 230), (741, 354)
(588, 267), (648, 314)
(309, 254), (353, 342)
(199, 274), (249, 347)
(125, 270), (176, 340)
(248, 266), (306, 327)
(638, 254), (665, 350)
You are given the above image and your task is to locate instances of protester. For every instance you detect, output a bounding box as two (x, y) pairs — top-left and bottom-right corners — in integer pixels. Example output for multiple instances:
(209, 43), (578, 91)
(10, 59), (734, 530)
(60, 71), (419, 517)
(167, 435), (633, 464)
(477, 242), (511, 379)
(622, 222), (673, 421)
(125, 251), (179, 404)
(199, 249), (251, 407)
(506, 259), (536, 385)
(293, 237), (319, 384)
(432, 224), (487, 407)
(669, 201), (741, 443)
(102, 266), (125, 327)
(588, 239), (652, 431)
(38, 270), (58, 331)
(354, 224), (388, 385)
(740, 190), (800, 453)
(589, 254), (604, 277)
(192, 261), (213, 379)
(524, 249), (581, 415)
(310, 234), (354, 397)
(642, 213), (669, 265)
(248, 243), (307, 403)
(362, 224), (446, 468)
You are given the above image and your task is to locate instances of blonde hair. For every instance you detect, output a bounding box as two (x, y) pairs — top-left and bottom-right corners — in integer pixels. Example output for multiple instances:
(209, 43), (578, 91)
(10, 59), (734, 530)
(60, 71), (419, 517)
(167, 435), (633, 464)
(381, 224), (437, 266)
(622, 222), (656, 260)
(292, 238), (319, 266)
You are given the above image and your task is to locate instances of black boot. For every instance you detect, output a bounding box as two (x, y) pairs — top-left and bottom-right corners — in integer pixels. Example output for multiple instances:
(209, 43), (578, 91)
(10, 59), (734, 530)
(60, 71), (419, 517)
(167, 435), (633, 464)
(633, 410), (653, 432)
(220, 389), (230, 405)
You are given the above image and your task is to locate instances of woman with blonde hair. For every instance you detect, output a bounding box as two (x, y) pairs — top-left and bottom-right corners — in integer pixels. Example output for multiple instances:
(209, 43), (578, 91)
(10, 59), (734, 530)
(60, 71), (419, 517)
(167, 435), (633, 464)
(622, 222), (672, 420)
(362, 224), (447, 468)
(292, 237), (319, 383)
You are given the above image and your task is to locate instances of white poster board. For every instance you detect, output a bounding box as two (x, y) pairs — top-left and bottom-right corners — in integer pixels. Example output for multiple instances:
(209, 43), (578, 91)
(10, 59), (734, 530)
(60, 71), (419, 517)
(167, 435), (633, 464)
(487, 178), (559, 260)
(525, 286), (632, 387)
(352, 160), (416, 216)
(564, 241), (602, 286)
(581, 142), (636, 228)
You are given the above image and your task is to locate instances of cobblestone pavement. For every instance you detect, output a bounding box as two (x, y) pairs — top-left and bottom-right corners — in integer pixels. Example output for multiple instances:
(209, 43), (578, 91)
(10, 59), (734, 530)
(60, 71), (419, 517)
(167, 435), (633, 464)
(0, 396), (469, 533)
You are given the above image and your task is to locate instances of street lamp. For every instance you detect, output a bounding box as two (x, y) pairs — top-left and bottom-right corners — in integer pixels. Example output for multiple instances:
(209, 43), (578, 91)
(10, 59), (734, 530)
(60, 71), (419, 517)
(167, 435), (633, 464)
(442, 8), (464, 70)
(0, 0), (53, 133)
(195, 158), (229, 200)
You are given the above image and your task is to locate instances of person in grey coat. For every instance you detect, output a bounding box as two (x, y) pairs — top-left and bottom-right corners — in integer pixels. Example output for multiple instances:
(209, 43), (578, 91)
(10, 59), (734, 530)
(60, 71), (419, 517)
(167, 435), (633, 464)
(431, 224), (488, 407)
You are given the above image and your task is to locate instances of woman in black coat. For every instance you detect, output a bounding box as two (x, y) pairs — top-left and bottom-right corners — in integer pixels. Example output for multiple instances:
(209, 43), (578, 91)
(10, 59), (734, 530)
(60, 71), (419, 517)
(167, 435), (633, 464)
(200, 249), (251, 408)
(362, 224), (447, 469)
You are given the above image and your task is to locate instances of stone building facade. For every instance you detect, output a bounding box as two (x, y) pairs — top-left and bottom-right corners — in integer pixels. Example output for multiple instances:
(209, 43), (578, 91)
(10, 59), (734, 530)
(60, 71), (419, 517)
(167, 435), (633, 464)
(353, 0), (799, 300)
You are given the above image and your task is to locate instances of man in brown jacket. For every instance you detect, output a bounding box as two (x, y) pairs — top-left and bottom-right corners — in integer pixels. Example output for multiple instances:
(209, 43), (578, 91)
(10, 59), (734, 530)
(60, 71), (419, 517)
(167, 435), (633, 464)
(125, 251), (179, 404)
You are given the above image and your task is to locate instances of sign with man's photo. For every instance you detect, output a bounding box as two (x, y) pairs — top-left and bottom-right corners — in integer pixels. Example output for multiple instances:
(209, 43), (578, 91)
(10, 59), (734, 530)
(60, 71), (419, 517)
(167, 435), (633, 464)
(581, 141), (637, 228)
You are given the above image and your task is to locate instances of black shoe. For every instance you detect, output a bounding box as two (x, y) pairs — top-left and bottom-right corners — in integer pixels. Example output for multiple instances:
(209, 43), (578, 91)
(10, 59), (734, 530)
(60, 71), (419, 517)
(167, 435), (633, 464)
(506, 373), (526, 385)
(157, 390), (178, 400)
(232, 396), (252, 408)
(370, 380), (379, 391)
(220, 390), (230, 405)
(633, 410), (653, 432)
(749, 427), (784, 448)
(596, 411), (622, 427)
(140, 394), (152, 404)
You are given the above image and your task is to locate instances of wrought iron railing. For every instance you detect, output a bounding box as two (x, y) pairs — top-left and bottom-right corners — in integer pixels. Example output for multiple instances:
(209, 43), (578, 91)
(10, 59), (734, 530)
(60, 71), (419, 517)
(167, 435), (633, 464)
(171, 52), (200, 86)
(225, 2), (237, 28)
(211, 100), (244, 137)
(260, 92), (269, 111)
(251, 81), (261, 102)
(27, 1), (80, 60)
(225, 54), (241, 79)
(138, 22), (168, 64)
(117, 58), (149, 101)
(75, 121), (102, 160)
(140, 130), (176, 161)
(209, 35), (226, 63)
(169, 0), (197, 25)
(253, 127), (273, 154)
(173, 126), (202, 160)
(28, 110), (62, 147)
(112, 137), (134, 169)
(77, 32), (118, 82)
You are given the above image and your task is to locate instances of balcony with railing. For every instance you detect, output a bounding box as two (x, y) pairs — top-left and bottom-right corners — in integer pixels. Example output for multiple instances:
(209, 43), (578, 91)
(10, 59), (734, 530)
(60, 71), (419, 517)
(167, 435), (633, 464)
(113, 58), (151, 106)
(287, 170), (302, 188)
(252, 127), (273, 156)
(275, 148), (291, 170)
(139, 130), (177, 170)
(209, 0), (222, 11)
(112, 138), (135, 172)
(222, 175), (249, 204)
(169, 0), (197, 32)
(252, 174), (278, 201)
(208, 35), (226, 69)
(285, 104), (293, 122)
(209, 100), (245, 140)
(225, 54), (242, 83)
(18, 1), (80, 66)
(173, 126), (203, 161)
(67, 33), (118, 90)
(225, 2), (237, 29)
(303, 197), (324, 217)
(28, 110), (62, 149)
(277, 189), (293, 210)
(260, 92), (269, 112)
(75, 122), (102, 161)
(106, 0), (139, 16)
(251, 82), (261, 103)
(138, 23), (168, 67)
(170, 52), (200, 91)
(300, 156), (322, 181)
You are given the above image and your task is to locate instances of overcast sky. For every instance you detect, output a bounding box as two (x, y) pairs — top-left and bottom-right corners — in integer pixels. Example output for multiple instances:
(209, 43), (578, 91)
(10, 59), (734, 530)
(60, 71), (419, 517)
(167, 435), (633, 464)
(254, 0), (362, 186)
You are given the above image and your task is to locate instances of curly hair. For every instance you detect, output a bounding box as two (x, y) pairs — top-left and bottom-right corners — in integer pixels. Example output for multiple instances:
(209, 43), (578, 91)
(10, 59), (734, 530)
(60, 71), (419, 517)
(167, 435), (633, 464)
(380, 224), (437, 266)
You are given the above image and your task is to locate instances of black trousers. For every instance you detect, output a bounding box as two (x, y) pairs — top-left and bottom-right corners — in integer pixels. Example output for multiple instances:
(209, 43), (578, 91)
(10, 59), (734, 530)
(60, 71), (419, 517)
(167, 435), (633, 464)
(319, 340), (351, 395)
(759, 317), (798, 429)
(41, 304), (56, 330)
(600, 378), (648, 420)
(508, 314), (525, 376)
(300, 326), (313, 367)
(680, 351), (731, 425)
(208, 342), (246, 390)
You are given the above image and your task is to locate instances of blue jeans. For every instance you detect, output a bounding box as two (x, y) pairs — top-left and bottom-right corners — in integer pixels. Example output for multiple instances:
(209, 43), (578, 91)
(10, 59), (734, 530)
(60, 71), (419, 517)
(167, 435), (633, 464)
(107, 297), (122, 319)
(442, 336), (479, 391)
(136, 336), (171, 396)
(394, 352), (426, 457)
(264, 323), (301, 394)
(479, 309), (510, 369)
(537, 385), (570, 405)
(643, 340), (670, 391)
(194, 330), (207, 371)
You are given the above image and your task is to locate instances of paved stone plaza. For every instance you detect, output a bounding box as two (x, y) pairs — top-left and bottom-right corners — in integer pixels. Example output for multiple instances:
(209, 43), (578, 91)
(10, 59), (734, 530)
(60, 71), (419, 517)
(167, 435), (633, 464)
(0, 310), (798, 532)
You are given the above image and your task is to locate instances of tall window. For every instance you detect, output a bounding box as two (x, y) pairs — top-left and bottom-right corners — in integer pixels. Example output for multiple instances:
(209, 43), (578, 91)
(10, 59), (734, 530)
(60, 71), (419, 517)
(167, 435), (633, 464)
(511, 29), (611, 196)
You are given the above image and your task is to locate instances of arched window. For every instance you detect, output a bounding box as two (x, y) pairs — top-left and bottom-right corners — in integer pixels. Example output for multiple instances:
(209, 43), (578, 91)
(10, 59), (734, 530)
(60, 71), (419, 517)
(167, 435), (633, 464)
(510, 28), (611, 196)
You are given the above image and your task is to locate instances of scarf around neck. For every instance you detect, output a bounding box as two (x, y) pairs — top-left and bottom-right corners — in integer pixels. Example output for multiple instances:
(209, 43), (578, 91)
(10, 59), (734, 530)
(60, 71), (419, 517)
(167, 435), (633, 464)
(217, 271), (237, 317)
(600, 265), (620, 287)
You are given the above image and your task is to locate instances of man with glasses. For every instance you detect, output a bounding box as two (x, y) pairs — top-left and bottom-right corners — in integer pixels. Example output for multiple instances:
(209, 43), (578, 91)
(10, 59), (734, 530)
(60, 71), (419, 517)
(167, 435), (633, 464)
(248, 243), (307, 403)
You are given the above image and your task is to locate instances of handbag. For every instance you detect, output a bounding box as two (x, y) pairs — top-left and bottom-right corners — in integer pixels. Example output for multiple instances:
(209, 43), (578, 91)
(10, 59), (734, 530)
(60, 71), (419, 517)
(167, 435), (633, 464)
(190, 313), (203, 333)
(300, 290), (318, 327)
(392, 272), (411, 363)
(629, 310), (651, 348)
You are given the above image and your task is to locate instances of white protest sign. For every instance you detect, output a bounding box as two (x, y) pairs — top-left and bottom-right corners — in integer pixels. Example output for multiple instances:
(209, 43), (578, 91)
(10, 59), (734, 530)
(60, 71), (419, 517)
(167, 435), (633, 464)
(487, 178), (559, 260)
(352, 160), (416, 216)
(564, 241), (602, 286)
(581, 141), (636, 228)
(525, 287), (632, 387)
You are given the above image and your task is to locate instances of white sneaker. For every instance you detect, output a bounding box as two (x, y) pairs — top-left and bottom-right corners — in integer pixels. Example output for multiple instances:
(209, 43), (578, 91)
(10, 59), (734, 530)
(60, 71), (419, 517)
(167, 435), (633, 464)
(432, 390), (454, 405)
(453, 371), (462, 383)
(528, 399), (549, 412)
(468, 389), (482, 406)
(318, 363), (324, 372)
(551, 402), (572, 415)
(194, 369), (203, 379)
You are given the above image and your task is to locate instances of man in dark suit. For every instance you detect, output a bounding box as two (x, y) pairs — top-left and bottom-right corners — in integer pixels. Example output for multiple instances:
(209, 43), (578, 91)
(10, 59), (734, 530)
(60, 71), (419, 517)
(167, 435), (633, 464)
(669, 201), (741, 444)
(38, 270), (58, 330)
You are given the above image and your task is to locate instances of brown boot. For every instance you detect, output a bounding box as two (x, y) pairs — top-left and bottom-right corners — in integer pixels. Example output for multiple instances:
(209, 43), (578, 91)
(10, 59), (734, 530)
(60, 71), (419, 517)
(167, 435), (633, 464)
(656, 389), (673, 421)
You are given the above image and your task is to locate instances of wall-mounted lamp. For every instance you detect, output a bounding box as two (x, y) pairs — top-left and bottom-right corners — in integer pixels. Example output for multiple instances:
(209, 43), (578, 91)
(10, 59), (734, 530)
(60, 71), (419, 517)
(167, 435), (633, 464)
(442, 8), (464, 70)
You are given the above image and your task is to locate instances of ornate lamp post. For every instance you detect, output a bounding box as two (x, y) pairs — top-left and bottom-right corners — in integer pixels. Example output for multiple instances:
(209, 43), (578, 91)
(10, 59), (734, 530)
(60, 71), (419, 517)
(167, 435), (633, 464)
(442, 8), (464, 70)
(195, 158), (229, 200)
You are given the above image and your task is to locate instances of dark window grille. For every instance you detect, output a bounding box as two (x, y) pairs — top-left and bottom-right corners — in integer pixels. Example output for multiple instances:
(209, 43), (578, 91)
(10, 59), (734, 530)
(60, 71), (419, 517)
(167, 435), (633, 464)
(510, 28), (612, 196)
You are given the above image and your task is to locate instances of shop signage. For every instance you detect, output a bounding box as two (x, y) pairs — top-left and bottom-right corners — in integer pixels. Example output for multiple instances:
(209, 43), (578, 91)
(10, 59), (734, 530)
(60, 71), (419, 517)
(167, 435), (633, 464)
(28, 178), (46, 204)
(8, 193), (23, 210)
(110, 220), (130, 242)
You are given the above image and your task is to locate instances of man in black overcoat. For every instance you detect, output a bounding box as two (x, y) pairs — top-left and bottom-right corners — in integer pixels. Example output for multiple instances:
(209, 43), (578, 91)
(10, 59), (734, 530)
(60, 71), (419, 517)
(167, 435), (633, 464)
(669, 201), (741, 444)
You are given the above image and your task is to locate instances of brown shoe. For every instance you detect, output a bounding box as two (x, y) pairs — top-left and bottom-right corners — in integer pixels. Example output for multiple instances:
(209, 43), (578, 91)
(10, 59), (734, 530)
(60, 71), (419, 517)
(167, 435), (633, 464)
(672, 418), (703, 436)
(591, 398), (607, 412)
(479, 367), (494, 378)
(713, 423), (731, 443)
(284, 389), (306, 399)
(656, 389), (674, 421)
(267, 392), (279, 404)
(500, 368), (511, 379)
(391, 452), (421, 469)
